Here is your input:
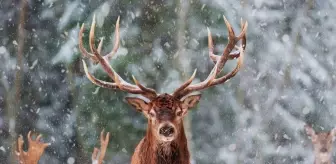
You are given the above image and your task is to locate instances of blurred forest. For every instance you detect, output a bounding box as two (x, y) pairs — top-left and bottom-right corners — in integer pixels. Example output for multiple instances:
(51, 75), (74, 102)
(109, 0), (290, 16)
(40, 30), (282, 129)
(1, 0), (336, 163)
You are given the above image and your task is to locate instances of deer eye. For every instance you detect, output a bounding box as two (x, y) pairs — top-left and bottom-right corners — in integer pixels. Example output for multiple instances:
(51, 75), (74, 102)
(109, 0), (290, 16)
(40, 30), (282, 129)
(149, 110), (155, 117)
(176, 111), (182, 116)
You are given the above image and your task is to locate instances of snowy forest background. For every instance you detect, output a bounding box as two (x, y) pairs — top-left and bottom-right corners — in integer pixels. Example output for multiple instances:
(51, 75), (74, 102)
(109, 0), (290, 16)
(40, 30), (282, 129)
(1, 0), (336, 163)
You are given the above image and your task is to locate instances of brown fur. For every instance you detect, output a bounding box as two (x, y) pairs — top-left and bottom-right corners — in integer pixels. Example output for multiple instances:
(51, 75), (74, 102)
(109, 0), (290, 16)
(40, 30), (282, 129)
(129, 94), (196, 164)
(131, 122), (189, 164)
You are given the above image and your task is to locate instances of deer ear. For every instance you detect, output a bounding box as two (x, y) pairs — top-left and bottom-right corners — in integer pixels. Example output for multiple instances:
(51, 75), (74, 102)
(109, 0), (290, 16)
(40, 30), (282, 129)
(304, 125), (315, 136)
(331, 127), (336, 141)
(181, 94), (201, 109)
(125, 97), (149, 112)
(305, 124), (317, 142)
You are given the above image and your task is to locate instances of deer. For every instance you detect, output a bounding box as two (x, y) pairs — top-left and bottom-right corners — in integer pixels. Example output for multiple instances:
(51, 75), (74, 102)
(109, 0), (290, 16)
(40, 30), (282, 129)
(305, 124), (336, 164)
(78, 15), (247, 164)
(15, 130), (110, 164)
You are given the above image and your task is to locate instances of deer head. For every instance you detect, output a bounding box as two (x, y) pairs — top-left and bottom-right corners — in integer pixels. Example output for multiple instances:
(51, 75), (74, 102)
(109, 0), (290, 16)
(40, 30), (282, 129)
(126, 93), (201, 142)
(79, 15), (246, 143)
(305, 124), (336, 164)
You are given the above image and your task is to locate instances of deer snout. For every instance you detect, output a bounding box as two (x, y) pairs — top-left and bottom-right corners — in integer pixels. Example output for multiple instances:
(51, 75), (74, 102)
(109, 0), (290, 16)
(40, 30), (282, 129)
(159, 124), (175, 137)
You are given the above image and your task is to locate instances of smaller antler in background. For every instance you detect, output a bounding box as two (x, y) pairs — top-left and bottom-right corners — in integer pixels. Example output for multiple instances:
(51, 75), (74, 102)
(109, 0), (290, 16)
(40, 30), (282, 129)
(15, 131), (50, 164)
(92, 130), (110, 164)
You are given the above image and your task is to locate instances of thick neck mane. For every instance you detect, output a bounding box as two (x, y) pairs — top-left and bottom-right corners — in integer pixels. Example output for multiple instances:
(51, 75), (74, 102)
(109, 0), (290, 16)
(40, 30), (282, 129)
(313, 150), (332, 164)
(138, 122), (190, 164)
(314, 157), (331, 164)
(314, 160), (331, 164)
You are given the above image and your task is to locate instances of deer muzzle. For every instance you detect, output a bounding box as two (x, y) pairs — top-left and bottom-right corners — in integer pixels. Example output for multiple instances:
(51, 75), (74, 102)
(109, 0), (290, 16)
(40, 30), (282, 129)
(159, 123), (175, 138)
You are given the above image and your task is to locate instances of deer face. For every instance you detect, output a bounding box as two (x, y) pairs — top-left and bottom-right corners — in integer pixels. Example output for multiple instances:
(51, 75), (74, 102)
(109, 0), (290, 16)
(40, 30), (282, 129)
(126, 93), (201, 142)
(305, 125), (336, 162)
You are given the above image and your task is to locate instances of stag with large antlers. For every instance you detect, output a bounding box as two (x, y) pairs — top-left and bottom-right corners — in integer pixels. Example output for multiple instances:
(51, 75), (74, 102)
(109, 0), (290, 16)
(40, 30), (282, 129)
(79, 15), (247, 164)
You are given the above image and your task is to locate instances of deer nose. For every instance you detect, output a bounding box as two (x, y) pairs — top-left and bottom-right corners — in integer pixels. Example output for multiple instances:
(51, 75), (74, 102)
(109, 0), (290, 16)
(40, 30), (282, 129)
(320, 148), (328, 153)
(159, 125), (175, 137)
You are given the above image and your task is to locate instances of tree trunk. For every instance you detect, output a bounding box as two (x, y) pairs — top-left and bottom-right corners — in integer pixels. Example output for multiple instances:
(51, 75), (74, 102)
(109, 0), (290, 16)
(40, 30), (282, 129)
(8, 0), (27, 163)
(175, 0), (194, 161)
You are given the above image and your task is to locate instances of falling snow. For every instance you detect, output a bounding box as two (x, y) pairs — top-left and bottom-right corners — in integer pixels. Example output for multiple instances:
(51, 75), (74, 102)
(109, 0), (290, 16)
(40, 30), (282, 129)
(1, 0), (336, 163)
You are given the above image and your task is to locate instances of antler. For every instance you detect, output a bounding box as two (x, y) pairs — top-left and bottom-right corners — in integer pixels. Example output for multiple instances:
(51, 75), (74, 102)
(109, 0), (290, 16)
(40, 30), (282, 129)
(92, 130), (110, 164)
(172, 16), (248, 99)
(15, 131), (50, 164)
(79, 15), (157, 100)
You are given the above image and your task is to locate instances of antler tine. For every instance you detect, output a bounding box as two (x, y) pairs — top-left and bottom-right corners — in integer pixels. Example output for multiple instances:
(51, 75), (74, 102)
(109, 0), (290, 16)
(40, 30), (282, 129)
(222, 16), (236, 57)
(105, 16), (120, 60)
(82, 60), (151, 95)
(92, 148), (99, 163)
(240, 18), (247, 50)
(132, 75), (158, 98)
(236, 19), (248, 41)
(27, 131), (32, 142)
(89, 14), (98, 54)
(80, 16), (158, 100)
(173, 17), (247, 99)
(172, 69), (197, 97)
(92, 130), (110, 164)
(16, 135), (24, 157)
(98, 130), (110, 163)
(207, 28), (219, 63)
(97, 38), (104, 55)
(79, 24), (95, 58)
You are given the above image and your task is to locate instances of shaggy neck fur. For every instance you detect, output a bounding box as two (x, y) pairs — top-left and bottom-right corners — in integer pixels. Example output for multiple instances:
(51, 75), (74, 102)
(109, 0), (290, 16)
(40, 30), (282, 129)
(313, 150), (332, 164)
(314, 159), (331, 164)
(138, 122), (190, 164)
(314, 156), (331, 164)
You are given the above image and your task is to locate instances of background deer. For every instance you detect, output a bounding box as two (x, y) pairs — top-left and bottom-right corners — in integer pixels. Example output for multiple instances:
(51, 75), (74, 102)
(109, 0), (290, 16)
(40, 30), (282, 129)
(305, 124), (336, 164)
(79, 15), (247, 164)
